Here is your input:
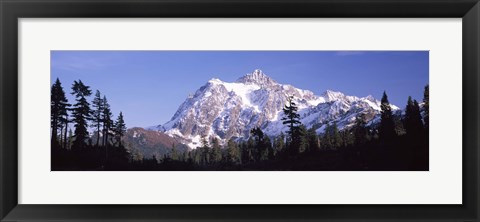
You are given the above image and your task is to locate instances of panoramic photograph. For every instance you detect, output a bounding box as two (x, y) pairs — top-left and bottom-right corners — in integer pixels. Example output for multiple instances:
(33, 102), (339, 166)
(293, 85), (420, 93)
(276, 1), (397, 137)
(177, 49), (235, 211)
(51, 51), (429, 171)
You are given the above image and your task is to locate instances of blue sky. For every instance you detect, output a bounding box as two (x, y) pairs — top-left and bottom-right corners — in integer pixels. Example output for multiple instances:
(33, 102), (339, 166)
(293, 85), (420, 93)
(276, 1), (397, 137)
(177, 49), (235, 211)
(51, 51), (429, 128)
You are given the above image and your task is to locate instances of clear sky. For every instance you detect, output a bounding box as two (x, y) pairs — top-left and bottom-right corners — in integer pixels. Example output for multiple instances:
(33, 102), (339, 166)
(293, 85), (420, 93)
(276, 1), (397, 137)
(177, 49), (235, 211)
(51, 51), (429, 128)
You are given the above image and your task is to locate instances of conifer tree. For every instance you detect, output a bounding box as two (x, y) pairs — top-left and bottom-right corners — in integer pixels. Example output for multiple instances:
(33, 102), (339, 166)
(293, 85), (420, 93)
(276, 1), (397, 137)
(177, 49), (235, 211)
(282, 96), (301, 140)
(413, 100), (424, 135)
(113, 112), (127, 147)
(404, 96), (424, 137)
(282, 96), (302, 153)
(379, 91), (396, 142)
(323, 122), (341, 149)
(250, 127), (267, 161)
(71, 80), (92, 149)
(59, 84), (71, 150)
(102, 96), (113, 147)
(51, 78), (69, 148)
(200, 136), (210, 165)
(92, 90), (104, 146)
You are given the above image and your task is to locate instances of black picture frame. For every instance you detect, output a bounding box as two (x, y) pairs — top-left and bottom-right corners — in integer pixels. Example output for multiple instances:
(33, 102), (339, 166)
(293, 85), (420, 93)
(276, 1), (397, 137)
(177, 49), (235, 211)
(1, 0), (479, 221)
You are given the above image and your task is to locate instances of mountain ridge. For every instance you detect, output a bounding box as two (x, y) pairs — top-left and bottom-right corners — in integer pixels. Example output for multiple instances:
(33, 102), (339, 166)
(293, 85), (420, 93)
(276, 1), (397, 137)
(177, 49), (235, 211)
(148, 69), (399, 149)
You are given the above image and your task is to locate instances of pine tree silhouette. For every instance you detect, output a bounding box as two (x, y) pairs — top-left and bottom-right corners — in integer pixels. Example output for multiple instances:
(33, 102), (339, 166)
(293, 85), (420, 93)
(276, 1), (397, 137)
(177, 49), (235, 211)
(404, 96), (424, 138)
(51, 78), (69, 148)
(92, 90), (104, 147)
(281, 95), (302, 154)
(379, 91), (396, 142)
(71, 80), (92, 150)
(102, 96), (113, 147)
(113, 111), (127, 147)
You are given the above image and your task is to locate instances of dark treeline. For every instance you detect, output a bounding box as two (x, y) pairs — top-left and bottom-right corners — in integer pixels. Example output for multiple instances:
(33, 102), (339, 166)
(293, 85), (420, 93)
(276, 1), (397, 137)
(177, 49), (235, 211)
(51, 78), (129, 170)
(52, 78), (429, 171)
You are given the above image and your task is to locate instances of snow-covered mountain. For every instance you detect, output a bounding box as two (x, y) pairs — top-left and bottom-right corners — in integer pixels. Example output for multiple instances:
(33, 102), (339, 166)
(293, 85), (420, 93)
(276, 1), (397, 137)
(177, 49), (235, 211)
(149, 69), (399, 149)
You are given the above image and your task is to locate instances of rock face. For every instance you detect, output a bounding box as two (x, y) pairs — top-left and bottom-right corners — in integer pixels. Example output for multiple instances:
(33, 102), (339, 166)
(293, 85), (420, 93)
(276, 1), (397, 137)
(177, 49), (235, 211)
(149, 69), (399, 149)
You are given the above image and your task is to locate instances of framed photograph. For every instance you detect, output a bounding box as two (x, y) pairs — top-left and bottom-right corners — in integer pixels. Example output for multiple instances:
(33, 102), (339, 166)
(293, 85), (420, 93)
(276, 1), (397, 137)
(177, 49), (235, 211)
(50, 50), (430, 172)
(1, 0), (479, 221)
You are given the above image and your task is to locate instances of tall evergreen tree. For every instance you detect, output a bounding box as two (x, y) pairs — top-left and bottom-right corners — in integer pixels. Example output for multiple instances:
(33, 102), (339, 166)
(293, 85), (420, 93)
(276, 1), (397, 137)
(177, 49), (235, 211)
(251, 127), (273, 160)
(59, 87), (71, 150)
(200, 136), (210, 165)
(281, 96), (302, 153)
(113, 112), (127, 147)
(413, 100), (423, 135)
(92, 90), (104, 146)
(404, 96), (424, 137)
(322, 122), (342, 149)
(51, 78), (69, 148)
(282, 96), (301, 140)
(71, 80), (92, 149)
(379, 91), (396, 142)
(102, 96), (113, 147)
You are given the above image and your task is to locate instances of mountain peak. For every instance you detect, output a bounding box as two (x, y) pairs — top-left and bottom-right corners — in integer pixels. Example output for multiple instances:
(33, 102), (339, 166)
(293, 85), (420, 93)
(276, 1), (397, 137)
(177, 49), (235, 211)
(253, 69), (264, 75)
(208, 78), (223, 84)
(322, 90), (345, 101)
(236, 69), (277, 87)
(364, 94), (375, 102)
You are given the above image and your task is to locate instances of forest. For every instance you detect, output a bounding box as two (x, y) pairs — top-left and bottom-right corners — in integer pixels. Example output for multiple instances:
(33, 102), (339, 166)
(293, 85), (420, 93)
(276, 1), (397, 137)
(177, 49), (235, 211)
(51, 78), (429, 171)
